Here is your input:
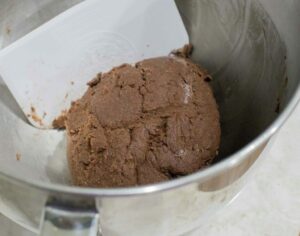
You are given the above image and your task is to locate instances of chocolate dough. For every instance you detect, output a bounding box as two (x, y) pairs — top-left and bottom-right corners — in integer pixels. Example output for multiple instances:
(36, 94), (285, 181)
(65, 57), (220, 187)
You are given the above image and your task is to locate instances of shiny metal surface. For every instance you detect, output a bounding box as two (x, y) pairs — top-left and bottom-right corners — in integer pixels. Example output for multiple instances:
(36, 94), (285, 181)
(41, 202), (99, 236)
(0, 0), (82, 48)
(0, 0), (299, 235)
(176, 0), (287, 157)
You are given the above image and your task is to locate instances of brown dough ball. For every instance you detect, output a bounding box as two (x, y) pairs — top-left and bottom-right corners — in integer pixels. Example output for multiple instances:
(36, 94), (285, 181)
(65, 57), (220, 187)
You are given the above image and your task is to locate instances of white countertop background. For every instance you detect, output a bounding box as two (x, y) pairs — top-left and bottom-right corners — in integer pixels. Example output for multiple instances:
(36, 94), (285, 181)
(1, 103), (300, 236)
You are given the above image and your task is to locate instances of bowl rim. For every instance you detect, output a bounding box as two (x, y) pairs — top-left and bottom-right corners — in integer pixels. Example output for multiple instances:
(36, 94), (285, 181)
(1, 85), (300, 197)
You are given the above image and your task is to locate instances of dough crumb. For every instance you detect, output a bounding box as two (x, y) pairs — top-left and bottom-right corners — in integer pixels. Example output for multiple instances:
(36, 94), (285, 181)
(16, 153), (21, 161)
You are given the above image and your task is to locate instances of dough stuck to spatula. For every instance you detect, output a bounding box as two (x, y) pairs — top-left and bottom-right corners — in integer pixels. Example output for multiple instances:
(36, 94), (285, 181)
(64, 56), (220, 187)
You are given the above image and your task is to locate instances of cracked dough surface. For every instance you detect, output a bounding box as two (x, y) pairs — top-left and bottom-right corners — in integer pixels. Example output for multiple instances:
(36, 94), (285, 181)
(65, 57), (220, 187)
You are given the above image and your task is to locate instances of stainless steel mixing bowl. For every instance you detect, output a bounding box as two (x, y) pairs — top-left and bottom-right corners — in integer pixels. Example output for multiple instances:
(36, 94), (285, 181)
(0, 0), (299, 235)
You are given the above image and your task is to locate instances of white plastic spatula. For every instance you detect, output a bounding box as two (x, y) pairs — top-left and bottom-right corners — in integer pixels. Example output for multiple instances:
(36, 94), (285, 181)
(0, 0), (188, 129)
